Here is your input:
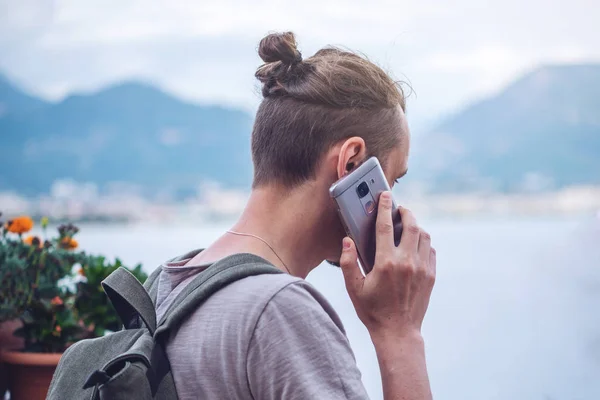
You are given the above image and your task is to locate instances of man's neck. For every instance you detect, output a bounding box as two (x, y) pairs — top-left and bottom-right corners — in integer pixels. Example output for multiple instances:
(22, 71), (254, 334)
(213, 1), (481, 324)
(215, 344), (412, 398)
(195, 182), (333, 278)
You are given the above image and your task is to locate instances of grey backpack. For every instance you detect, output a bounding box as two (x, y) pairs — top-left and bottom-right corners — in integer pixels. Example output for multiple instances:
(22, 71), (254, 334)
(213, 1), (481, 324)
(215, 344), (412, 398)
(47, 252), (281, 399)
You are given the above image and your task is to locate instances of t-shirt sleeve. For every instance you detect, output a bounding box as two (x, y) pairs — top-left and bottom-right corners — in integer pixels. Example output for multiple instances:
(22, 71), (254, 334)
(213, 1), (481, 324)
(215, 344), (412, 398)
(246, 281), (370, 400)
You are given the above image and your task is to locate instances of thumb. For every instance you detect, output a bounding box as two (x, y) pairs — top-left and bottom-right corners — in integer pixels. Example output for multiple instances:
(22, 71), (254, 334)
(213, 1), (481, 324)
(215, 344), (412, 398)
(339, 237), (364, 296)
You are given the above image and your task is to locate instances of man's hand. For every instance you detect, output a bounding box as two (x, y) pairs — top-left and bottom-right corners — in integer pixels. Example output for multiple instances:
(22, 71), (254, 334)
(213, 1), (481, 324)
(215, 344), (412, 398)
(340, 191), (436, 338)
(340, 190), (436, 399)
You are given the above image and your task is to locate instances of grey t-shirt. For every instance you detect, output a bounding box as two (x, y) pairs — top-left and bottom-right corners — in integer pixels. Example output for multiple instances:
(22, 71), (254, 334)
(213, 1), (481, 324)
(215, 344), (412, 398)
(155, 253), (370, 400)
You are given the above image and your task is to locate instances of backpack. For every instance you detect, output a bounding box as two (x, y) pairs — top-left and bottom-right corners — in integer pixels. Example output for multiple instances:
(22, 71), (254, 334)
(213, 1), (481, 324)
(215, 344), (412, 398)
(47, 252), (282, 400)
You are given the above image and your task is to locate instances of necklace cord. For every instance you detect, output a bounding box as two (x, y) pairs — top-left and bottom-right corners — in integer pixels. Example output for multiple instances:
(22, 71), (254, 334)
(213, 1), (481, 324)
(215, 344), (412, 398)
(226, 230), (291, 274)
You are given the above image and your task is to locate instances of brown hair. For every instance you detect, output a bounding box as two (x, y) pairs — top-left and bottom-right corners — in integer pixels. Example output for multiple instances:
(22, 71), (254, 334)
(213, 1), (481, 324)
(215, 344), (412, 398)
(252, 32), (406, 188)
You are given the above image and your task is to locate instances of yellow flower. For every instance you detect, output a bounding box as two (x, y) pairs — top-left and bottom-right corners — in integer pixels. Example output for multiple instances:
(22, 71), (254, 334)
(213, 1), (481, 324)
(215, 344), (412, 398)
(60, 236), (78, 250)
(6, 216), (34, 234)
(23, 235), (43, 248)
(41, 216), (49, 229)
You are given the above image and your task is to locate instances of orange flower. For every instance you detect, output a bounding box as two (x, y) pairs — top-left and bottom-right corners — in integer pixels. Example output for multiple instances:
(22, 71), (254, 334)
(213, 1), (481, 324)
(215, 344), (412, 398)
(77, 266), (86, 276)
(50, 296), (63, 306)
(55, 325), (62, 333)
(23, 235), (43, 248)
(60, 237), (78, 250)
(5, 216), (34, 234)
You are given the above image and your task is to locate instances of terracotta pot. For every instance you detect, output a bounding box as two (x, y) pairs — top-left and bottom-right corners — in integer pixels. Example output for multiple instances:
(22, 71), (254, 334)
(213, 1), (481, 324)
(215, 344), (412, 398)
(0, 320), (24, 350)
(0, 320), (25, 397)
(0, 351), (62, 400)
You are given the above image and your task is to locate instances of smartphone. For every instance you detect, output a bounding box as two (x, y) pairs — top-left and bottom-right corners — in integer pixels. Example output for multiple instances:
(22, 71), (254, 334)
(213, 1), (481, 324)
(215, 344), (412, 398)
(329, 157), (402, 274)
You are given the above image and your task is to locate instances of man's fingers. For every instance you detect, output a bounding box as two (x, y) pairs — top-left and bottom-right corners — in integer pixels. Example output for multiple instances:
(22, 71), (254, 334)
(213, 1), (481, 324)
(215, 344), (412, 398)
(375, 191), (395, 261)
(398, 206), (419, 252)
(417, 229), (431, 267)
(339, 237), (364, 296)
(429, 247), (437, 276)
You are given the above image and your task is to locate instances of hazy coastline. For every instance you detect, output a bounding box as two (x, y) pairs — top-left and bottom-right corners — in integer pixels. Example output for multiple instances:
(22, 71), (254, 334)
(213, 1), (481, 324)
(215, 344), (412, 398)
(2, 184), (600, 223)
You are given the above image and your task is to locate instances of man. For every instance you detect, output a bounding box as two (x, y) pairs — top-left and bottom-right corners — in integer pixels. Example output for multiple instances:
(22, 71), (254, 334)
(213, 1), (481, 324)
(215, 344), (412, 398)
(156, 32), (436, 399)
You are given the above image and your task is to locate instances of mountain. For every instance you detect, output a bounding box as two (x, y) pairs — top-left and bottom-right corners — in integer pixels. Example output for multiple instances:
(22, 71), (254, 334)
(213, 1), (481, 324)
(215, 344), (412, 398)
(0, 79), (254, 197)
(1, 65), (599, 198)
(410, 64), (600, 193)
(0, 73), (49, 117)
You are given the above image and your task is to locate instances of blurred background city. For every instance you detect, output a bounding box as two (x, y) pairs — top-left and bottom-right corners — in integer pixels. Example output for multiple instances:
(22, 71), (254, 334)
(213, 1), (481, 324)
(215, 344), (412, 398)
(1, 0), (599, 399)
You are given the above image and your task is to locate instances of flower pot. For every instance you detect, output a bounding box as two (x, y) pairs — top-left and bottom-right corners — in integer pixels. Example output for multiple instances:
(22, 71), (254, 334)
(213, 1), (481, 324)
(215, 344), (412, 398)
(0, 320), (25, 397)
(0, 351), (62, 400)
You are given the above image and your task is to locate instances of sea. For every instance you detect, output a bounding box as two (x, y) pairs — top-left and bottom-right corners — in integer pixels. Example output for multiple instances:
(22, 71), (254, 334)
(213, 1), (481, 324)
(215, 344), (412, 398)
(45, 215), (600, 400)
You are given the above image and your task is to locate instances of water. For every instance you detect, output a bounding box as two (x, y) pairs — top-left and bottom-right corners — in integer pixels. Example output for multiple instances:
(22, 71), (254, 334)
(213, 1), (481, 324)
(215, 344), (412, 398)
(48, 216), (600, 399)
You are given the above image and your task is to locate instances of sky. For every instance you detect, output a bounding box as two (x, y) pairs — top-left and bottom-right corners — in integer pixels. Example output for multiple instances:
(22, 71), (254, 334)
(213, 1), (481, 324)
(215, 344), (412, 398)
(0, 0), (598, 129)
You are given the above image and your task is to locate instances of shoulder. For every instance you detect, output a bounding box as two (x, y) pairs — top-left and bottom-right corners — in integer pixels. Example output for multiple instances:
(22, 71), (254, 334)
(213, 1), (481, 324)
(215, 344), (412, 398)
(246, 277), (369, 400)
(255, 277), (346, 335)
(213, 273), (345, 331)
(170, 271), (347, 348)
(228, 271), (303, 296)
(175, 272), (318, 330)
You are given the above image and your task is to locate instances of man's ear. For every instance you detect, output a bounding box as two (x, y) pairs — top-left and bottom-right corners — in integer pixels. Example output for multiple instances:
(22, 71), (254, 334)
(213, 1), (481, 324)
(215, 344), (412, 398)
(336, 137), (367, 180)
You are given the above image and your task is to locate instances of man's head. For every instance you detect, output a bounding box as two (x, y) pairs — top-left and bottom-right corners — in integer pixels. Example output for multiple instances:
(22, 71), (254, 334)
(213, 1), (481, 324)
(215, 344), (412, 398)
(251, 32), (410, 263)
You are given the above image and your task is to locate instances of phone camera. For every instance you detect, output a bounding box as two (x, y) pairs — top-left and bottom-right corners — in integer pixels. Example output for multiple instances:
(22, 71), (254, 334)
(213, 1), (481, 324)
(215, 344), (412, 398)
(356, 181), (370, 198)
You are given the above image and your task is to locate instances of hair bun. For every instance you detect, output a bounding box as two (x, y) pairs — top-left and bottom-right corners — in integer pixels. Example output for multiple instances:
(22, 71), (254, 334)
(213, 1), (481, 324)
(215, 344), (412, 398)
(258, 32), (302, 65)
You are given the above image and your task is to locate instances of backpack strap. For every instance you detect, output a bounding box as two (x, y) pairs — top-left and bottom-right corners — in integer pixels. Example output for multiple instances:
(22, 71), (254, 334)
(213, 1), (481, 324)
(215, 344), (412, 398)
(154, 253), (282, 339)
(143, 249), (205, 305)
(102, 267), (157, 335)
(143, 264), (163, 305)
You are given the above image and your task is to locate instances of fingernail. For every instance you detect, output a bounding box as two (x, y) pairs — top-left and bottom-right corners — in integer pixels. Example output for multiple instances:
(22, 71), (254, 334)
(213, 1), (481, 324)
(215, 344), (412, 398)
(381, 191), (390, 203)
(343, 238), (351, 249)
